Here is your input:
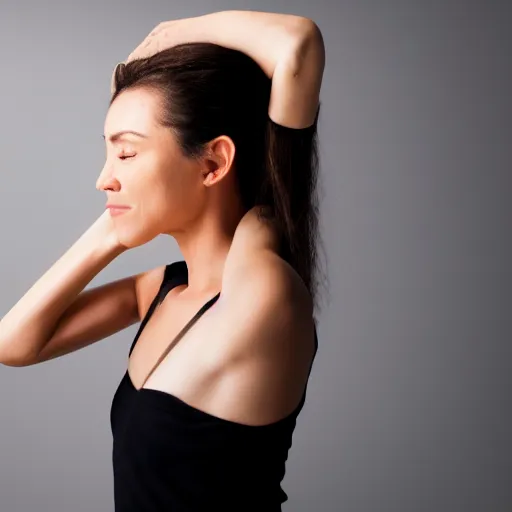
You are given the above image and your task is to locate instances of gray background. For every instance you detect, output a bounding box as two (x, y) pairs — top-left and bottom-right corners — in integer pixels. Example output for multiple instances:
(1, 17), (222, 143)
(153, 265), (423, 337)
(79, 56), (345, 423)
(0, 1), (510, 511)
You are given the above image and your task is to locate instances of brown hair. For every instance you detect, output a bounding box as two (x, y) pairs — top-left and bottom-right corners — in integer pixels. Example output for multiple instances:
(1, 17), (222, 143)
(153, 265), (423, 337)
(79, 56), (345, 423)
(110, 42), (327, 316)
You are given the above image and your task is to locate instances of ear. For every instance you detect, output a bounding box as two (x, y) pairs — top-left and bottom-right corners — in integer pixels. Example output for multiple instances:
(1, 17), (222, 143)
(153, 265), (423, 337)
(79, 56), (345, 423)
(202, 135), (236, 186)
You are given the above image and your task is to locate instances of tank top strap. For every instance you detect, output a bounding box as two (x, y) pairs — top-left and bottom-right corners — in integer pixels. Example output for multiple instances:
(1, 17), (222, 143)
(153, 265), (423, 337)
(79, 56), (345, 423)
(139, 290), (220, 389)
(128, 260), (188, 358)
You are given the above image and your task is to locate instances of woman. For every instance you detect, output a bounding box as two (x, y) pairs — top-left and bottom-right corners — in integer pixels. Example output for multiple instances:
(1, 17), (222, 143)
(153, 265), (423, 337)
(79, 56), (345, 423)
(0, 10), (325, 511)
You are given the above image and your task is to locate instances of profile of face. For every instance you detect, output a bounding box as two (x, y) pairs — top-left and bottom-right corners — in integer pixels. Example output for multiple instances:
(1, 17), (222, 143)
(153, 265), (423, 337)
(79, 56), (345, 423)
(97, 87), (232, 248)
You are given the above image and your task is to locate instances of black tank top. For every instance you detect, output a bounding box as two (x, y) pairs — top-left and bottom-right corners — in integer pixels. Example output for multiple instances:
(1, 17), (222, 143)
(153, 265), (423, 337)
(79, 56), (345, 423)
(110, 260), (318, 511)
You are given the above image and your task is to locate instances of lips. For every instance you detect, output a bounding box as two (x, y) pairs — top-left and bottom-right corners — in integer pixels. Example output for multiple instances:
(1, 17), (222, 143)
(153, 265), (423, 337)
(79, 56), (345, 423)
(108, 206), (130, 217)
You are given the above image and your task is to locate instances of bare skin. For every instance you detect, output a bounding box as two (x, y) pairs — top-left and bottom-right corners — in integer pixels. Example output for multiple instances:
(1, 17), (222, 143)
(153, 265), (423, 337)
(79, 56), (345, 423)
(128, 206), (315, 427)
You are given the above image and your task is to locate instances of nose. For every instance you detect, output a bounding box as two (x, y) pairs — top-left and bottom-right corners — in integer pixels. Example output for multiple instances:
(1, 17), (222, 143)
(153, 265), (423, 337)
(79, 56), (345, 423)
(96, 163), (120, 191)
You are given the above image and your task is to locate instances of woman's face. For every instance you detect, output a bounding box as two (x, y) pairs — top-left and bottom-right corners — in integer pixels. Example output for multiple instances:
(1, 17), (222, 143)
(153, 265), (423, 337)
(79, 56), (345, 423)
(97, 87), (206, 248)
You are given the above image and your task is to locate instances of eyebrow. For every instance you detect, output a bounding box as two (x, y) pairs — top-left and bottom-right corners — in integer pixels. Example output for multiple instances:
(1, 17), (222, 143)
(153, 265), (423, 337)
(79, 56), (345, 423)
(102, 130), (148, 143)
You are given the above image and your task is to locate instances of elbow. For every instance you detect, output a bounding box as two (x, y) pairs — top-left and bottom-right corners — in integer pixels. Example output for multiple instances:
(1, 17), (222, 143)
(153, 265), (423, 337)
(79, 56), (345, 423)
(0, 357), (28, 367)
(0, 345), (35, 367)
(302, 20), (325, 67)
(287, 19), (325, 75)
(295, 18), (324, 49)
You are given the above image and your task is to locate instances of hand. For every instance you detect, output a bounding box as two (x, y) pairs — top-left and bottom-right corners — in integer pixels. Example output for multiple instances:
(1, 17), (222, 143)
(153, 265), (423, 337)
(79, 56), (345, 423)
(111, 18), (197, 94)
(92, 208), (164, 251)
(125, 18), (196, 63)
(85, 209), (129, 253)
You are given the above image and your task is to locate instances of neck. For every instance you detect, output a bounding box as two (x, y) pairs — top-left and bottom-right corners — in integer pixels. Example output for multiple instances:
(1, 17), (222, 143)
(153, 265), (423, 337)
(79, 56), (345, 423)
(172, 204), (247, 297)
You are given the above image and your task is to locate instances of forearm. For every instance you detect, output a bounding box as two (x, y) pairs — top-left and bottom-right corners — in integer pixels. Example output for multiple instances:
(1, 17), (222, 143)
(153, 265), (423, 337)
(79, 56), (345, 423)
(188, 11), (324, 127)
(0, 215), (125, 366)
(122, 10), (325, 128)
(194, 10), (311, 79)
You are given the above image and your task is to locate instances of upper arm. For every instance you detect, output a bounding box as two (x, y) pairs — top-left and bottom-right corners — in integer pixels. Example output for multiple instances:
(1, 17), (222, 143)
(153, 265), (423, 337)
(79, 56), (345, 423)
(29, 265), (166, 366)
(268, 19), (325, 129)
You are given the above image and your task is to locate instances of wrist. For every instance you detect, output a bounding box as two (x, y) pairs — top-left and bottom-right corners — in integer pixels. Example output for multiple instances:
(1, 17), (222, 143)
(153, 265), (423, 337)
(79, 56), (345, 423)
(81, 212), (127, 257)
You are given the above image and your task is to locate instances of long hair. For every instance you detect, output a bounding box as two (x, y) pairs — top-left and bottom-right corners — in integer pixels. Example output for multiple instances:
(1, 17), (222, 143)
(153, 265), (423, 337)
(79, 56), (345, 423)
(110, 42), (327, 316)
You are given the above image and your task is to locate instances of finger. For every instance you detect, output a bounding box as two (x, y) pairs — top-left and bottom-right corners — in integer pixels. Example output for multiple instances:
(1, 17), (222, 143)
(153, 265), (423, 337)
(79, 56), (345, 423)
(126, 38), (153, 62)
(149, 22), (166, 36)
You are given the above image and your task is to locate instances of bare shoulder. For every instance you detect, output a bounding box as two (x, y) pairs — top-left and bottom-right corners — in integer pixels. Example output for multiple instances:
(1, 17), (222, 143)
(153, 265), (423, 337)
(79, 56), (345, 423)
(222, 205), (314, 335)
(221, 248), (316, 367)
(133, 264), (167, 321)
(224, 251), (312, 318)
(213, 250), (316, 425)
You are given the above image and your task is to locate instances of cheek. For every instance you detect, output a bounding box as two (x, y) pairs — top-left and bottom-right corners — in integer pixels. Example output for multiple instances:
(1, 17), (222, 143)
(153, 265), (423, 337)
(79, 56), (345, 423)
(131, 154), (203, 223)
(134, 176), (186, 225)
(162, 160), (203, 205)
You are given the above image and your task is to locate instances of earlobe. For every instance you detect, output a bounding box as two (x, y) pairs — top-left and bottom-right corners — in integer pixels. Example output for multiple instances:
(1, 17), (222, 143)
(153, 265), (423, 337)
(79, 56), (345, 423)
(203, 169), (216, 186)
(202, 159), (232, 186)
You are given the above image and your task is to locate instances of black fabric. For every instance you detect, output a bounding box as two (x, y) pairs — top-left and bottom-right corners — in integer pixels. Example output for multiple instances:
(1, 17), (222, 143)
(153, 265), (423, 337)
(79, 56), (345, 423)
(110, 260), (318, 511)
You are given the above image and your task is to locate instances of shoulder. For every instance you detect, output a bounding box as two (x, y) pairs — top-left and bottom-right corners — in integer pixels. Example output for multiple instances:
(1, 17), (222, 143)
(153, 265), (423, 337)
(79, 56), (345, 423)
(227, 252), (310, 312)
(222, 206), (313, 336)
(133, 264), (167, 320)
(214, 251), (316, 424)
(221, 249), (314, 355)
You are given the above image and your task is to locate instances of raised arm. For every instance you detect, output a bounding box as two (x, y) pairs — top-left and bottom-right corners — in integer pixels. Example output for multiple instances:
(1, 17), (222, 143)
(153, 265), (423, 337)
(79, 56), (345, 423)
(121, 10), (325, 129)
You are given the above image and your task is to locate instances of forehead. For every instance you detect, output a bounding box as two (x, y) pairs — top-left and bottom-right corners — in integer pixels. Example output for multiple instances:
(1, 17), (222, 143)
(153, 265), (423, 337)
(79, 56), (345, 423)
(104, 88), (161, 138)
